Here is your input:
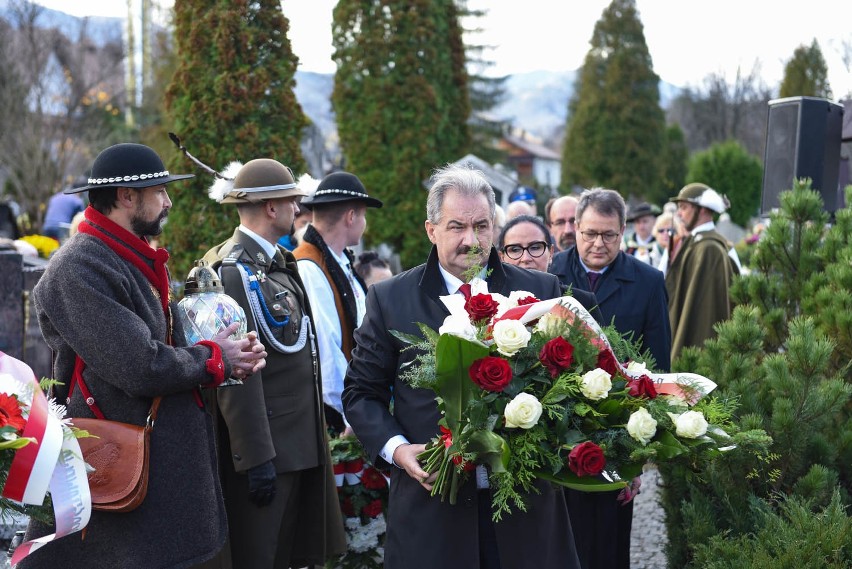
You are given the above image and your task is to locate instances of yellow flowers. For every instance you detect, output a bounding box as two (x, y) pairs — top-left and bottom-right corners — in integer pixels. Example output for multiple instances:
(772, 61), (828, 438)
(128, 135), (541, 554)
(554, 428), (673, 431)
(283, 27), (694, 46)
(19, 234), (60, 258)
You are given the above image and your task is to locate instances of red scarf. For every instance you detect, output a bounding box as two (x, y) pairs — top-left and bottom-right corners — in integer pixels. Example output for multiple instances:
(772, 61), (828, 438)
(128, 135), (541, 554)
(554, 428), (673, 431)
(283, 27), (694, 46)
(78, 205), (172, 327)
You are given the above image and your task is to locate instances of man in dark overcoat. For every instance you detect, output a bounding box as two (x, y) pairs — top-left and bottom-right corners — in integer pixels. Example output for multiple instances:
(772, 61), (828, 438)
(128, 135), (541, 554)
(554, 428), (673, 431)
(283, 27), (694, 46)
(343, 164), (581, 569)
(21, 143), (266, 569)
(202, 158), (345, 568)
(548, 187), (671, 569)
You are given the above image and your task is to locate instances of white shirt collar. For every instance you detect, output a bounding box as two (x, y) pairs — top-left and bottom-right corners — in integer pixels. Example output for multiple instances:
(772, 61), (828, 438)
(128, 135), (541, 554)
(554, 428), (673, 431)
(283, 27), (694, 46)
(238, 224), (277, 260)
(437, 263), (487, 295)
(328, 247), (351, 273)
(691, 221), (715, 236)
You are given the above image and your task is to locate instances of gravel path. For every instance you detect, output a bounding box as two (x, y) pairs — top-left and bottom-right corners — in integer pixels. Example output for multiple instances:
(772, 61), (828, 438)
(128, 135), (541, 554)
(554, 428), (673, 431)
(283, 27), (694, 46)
(629, 466), (668, 569)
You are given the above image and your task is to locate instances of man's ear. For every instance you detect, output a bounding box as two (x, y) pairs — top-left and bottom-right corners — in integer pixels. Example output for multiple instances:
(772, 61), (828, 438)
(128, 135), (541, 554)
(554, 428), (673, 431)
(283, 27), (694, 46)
(116, 187), (135, 208)
(425, 220), (437, 244)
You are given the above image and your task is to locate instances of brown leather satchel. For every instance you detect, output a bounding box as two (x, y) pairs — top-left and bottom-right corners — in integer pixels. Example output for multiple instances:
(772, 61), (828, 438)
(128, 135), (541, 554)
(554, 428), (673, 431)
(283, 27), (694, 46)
(74, 397), (161, 513)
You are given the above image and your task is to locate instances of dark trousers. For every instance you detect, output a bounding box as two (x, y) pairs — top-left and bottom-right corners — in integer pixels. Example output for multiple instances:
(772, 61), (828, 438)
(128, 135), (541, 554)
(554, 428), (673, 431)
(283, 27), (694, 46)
(478, 490), (502, 569)
(565, 488), (633, 569)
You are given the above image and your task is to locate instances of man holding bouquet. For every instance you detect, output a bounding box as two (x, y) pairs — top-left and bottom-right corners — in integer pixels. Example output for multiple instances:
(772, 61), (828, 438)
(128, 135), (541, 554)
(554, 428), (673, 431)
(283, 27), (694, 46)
(343, 164), (581, 569)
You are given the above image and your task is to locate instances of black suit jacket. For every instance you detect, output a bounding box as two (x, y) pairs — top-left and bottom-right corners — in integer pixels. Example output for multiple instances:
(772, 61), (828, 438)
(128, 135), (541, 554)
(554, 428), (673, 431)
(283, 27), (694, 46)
(344, 247), (580, 569)
(549, 246), (672, 371)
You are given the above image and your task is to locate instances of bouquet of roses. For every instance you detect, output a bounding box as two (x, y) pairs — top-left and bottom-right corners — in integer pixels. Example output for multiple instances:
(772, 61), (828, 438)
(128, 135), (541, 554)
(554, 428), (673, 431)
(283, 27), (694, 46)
(394, 278), (735, 520)
(327, 435), (390, 569)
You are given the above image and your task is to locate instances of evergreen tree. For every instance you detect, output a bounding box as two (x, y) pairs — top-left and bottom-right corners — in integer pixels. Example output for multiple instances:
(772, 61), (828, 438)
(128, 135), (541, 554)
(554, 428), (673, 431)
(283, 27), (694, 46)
(164, 0), (307, 278)
(561, 0), (665, 200)
(686, 140), (763, 227)
(661, 181), (852, 567)
(656, 124), (688, 204)
(779, 39), (832, 99)
(332, 0), (471, 269)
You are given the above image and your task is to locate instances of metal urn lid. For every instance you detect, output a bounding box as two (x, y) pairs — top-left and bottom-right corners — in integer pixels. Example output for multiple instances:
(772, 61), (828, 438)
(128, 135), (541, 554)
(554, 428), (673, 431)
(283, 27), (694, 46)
(183, 259), (224, 294)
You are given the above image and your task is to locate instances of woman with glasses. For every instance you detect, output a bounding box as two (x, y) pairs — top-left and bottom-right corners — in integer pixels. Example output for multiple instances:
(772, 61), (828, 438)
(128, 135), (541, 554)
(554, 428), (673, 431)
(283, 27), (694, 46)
(496, 214), (554, 272)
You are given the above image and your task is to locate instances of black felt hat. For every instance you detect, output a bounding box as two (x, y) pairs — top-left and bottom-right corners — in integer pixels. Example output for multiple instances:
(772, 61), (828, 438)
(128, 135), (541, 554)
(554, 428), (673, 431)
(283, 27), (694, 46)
(66, 143), (194, 194)
(626, 202), (661, 222)
(300, 171), (383, 210)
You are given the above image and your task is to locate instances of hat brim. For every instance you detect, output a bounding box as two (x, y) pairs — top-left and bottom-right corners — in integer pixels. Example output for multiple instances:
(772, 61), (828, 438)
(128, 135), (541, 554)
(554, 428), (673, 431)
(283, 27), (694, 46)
(300, 194), (383, 210)
(220, 186), (310, 204)
(65, 173), (195, 194)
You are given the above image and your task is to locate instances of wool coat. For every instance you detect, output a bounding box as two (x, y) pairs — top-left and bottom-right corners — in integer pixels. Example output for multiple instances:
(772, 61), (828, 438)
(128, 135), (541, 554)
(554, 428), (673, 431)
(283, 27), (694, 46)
(665, 229), (739, 362)
(549, 247), (672, 372)
(22, 226), (228, 569)
(203, 229), (345, 568)
(343, 247), (581, 569)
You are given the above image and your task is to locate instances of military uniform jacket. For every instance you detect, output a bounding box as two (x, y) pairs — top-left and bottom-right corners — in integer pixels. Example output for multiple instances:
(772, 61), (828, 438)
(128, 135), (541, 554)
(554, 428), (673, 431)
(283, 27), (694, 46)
(665, 229), (738, 362)
(203, 228), (324, 473)
(343, 247), (580, 569)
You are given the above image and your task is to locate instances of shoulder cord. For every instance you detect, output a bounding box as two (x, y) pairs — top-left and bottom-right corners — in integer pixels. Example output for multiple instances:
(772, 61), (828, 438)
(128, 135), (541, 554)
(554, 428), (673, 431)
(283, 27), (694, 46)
(232, 262), (311, 354)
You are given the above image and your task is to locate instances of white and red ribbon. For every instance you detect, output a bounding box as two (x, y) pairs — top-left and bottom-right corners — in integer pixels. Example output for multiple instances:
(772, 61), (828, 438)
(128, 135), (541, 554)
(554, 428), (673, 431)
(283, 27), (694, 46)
(0, 352), (91, 566)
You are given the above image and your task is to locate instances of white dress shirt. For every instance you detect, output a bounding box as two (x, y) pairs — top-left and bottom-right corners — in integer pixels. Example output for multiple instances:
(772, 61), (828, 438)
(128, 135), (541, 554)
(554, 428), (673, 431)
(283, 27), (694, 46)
(297, 248), (366, 428)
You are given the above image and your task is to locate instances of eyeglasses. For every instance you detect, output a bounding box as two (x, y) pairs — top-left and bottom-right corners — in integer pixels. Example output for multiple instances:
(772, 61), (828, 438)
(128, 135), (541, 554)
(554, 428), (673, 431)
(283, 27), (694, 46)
(579, 230), (620, 244)
(502, 241), (548, 259)
(550, 217), (575, 228)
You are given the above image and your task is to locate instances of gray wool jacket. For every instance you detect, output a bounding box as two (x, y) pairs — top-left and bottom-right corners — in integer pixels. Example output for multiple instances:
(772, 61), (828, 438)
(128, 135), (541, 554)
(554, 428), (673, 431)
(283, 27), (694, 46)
(19, 226), (229, 569)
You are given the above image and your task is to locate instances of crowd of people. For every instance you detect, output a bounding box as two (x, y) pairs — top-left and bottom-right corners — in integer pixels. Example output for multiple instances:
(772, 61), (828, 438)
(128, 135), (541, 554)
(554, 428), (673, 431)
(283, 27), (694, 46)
(20, 141), (740, 569)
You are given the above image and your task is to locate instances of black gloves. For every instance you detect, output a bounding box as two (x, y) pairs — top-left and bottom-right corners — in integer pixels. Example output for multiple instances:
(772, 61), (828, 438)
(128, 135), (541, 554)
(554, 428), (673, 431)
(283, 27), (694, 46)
(247, 460), (277, 507)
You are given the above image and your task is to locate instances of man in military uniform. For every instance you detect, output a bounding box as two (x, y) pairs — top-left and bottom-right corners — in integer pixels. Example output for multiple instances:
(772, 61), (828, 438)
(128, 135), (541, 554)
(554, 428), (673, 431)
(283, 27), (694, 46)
(202, 158), (345, 568)
(666, 182), (740, 362)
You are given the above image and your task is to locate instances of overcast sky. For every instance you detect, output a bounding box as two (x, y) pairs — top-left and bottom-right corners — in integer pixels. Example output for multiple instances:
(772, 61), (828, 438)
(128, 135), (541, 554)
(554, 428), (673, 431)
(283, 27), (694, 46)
(34, 0), (852, 97)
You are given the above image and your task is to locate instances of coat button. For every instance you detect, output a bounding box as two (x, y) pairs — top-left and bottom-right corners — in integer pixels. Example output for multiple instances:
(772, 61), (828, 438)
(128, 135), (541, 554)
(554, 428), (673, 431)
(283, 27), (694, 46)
(233, 454), (241, 461)
(267, 410), (273, 417)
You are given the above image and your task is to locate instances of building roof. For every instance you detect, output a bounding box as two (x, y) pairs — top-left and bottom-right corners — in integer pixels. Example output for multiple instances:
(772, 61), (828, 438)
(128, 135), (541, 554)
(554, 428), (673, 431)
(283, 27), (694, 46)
(502, 134), (561, 161)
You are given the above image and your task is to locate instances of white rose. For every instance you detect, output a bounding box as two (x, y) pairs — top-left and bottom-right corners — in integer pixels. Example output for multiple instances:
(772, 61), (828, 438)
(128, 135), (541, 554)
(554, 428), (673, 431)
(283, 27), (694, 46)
(670, 410), (708, 439)
(626, 408), (658, 445)
(533, 312), (564, 337)
(626, 360), (647, 374)
(580, 368), (612, 400)
(503, 392), (543, 429)
(438, 314), (477, 341)
(492, 319), (531, 356)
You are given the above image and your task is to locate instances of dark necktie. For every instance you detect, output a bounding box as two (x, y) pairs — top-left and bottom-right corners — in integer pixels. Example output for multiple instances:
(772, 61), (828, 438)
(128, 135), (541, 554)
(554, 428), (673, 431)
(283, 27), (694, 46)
(587, 271), (601, 292)
(458, 283), (472, 300)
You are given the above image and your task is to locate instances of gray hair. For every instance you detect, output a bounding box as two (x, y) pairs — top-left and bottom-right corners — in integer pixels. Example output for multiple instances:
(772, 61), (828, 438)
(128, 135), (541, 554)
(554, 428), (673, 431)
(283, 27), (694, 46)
(426, 163), (496, 224)
(576, 188), (627, 228)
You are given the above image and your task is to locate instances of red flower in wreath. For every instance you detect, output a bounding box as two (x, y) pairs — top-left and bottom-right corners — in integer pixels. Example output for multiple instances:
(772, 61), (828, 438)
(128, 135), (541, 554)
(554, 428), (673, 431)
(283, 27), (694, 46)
(465, 293), (500, 322)
(469, 356), (513, 392)
(361, 467), (387, 491)
(0, 393), (26, 432)
(539, 337), (575, 378)
(596, 347), (621, 378)
(627, 375), (658, 399)
(568, 441), (606, 477)
(362, 498), (383, 518)
(516, 295), (539, 306)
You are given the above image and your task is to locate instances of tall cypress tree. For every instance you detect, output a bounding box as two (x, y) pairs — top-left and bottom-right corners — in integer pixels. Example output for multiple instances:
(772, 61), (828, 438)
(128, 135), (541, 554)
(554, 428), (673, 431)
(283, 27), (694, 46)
(332, 0), (471, 268)
(779, 39), (833, 99)
(163, 0), (307, 278)
(561, 0), (665, 200)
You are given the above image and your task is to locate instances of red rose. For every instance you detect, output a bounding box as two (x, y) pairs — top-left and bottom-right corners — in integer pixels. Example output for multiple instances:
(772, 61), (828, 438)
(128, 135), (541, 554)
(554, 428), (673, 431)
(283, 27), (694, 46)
(627, 374), (658, 399)
(341, 496), (356, 517)
(362, 498), (383, 518)
(465, 293), (500, 322)
(596, 348), (621, 377)
(361, 467), (387, 490)
(539, 337), (575, 378)
(469, 356), (513, 392)
(567, 441), (606, 477)
(517, 295), (539, 306)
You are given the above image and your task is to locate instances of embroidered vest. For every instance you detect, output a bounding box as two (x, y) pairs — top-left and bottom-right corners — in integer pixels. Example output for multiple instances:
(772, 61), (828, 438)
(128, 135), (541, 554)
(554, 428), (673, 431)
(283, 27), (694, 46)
(293, 241), (355, 360)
